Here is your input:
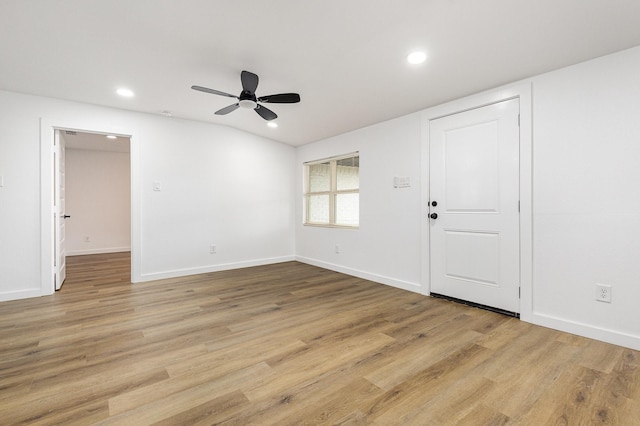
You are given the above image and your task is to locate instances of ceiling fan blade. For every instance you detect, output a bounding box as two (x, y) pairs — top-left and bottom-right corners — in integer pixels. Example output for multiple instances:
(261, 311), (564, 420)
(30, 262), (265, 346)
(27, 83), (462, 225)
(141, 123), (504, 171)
(215, 103), (240, 115)
(258, 93), (301, 103)
(191, 85), (237, 98)
(241, 71), (259, 94)
(254, 104), (277, 121)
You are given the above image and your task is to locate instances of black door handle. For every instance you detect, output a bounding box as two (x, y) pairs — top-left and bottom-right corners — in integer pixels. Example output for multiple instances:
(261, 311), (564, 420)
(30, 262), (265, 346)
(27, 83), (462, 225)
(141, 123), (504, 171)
(63, 215), (71, 219)
(430, 213), (438, 219)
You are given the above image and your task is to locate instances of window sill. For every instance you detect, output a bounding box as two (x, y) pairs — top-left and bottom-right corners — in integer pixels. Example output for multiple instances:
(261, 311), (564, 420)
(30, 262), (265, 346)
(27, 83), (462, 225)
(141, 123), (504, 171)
(303, 223), (359, 230)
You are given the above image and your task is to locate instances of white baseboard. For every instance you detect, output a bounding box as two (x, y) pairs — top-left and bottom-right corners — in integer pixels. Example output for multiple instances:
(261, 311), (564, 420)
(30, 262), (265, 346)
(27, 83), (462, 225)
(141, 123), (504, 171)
(532, 311), (640, 351)
(295, 256), (422, 294)
(67, 247), (131, 256)
(0, 288), (43, 302)
(137, 255), (296, 282)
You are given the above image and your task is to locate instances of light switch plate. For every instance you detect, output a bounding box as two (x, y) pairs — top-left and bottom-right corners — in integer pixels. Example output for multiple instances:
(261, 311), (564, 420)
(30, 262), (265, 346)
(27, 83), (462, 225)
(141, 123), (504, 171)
(393, 176), (411, 188)
(153, 181), (162, 191)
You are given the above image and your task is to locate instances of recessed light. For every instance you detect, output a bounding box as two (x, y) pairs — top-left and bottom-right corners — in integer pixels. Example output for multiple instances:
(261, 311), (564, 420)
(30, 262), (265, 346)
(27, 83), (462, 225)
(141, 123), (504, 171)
(267, 122), (278, 128)
(407, 51), (427, 65)
(116, 88), (134, 97)
(106, 135), (117, 139)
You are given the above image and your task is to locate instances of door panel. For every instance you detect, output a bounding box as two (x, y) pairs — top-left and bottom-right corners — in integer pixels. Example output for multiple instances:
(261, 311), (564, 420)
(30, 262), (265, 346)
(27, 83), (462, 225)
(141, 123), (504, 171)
(54, 130), (67, 290)
(444, 121), (499, 212)
(430, 98), (520, 313)
(444, 230), (500, 286)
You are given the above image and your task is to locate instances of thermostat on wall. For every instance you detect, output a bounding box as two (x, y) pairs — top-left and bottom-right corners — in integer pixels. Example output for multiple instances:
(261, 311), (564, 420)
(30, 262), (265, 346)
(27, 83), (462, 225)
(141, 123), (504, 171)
(393, 176), (411, 188)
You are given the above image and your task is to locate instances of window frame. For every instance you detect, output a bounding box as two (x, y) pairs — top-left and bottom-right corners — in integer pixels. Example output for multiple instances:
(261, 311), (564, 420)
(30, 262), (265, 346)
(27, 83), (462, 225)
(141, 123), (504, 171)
(304, 152), (359, 228)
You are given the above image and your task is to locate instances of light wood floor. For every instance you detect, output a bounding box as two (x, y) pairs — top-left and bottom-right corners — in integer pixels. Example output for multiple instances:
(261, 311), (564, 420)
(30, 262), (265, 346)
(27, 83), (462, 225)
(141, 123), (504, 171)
(1, 253), (638, 425)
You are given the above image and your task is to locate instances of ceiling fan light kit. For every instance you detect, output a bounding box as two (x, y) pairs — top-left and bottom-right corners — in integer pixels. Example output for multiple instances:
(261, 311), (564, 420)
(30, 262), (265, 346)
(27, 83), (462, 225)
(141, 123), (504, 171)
(192, 70), (300, 121)
(239, 99), (257, 109)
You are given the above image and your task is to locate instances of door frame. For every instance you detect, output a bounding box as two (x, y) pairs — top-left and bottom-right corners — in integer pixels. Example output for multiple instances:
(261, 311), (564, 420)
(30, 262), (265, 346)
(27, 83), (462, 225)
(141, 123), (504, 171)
(420, 82), (533, 322)
(40, 118), (140, 295)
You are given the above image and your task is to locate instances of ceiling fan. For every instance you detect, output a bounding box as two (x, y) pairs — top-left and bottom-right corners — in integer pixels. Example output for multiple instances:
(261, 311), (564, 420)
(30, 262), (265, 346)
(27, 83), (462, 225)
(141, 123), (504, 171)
(191, 70), (300, 121)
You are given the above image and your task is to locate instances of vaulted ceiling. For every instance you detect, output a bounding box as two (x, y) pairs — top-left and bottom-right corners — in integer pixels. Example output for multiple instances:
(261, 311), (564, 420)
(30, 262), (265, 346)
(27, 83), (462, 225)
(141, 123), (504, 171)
(2, 0), (640, 146)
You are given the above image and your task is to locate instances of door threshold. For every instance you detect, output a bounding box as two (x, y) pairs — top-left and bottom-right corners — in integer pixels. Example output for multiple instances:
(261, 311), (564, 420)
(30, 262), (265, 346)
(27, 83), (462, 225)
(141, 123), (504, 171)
(430, 293), (520, 318)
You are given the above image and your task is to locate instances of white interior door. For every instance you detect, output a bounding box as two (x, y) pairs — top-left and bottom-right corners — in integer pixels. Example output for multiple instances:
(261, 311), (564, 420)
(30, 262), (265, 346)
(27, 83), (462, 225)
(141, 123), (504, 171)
(429, 98), (520, 313)
(54, 130), (67, 290)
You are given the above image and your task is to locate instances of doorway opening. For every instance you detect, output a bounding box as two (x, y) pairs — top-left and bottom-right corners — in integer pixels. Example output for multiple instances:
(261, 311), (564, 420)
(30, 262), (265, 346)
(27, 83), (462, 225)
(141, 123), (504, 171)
(56, 130), (132, 289)
(40, 119), (137, 296)
(428, 98), (521, 315)
(420, 82), (533, 322)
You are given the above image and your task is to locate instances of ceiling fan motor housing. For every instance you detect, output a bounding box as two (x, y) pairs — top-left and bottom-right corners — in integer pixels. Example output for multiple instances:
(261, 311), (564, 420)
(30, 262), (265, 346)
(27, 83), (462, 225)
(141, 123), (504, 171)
(238, 91), (258, 109)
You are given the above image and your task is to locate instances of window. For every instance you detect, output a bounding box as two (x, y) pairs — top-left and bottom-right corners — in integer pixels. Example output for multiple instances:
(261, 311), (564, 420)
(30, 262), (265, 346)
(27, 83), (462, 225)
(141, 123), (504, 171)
(304, 153), (359, 227)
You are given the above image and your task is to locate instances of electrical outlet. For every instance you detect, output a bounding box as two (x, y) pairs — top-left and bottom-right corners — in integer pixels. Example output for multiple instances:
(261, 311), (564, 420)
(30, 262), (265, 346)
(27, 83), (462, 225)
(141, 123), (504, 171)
(210, 245), (216, 254)
(335, 244), (340, 254)
(596, 284), (612, 303)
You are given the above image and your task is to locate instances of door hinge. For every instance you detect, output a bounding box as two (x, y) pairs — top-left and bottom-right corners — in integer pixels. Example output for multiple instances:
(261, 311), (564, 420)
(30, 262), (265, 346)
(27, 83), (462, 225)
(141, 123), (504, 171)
(518, 200), (520, 212)
(519, 287), (521, 299)
(517, 114), (520, 126)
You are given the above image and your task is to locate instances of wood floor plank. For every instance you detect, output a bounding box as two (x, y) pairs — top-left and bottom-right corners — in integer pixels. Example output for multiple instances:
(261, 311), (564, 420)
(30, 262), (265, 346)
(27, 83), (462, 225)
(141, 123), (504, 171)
(279, 378), (384, 425)
(480, 340), (582, 420)
(149, 389), (250, 426)
(241, 332), (397, 402)
(1, 253), (639, 424)
(108, 362), (272, 418)
(363, 343), (494, 424)
(455, 404), (510, 426)
(388, 374), (498, 425)
(101, 373), (255, 424)
(364, 320), (483, 390)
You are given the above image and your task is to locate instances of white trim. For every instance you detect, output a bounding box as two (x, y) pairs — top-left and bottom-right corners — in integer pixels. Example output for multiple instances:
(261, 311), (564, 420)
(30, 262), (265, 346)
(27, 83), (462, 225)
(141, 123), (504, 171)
(296, 256), (422, 294)
(303, 151), (359, 165)
(419, 112), (431, 296)
(40, 118), (140, 294)
(0, 289), (43, 303)
(419, 81), (533, 320)
(138, 256), (296, 282)
(66, 248), (131, 256)
(129, 129), (142, 283)
(39, 121), (55, 297)
(532, 312), (640, 351)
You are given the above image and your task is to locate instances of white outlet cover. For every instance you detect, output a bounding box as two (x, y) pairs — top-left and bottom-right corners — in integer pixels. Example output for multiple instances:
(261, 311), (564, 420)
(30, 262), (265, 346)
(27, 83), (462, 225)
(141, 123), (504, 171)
(596, 283), (612, 303)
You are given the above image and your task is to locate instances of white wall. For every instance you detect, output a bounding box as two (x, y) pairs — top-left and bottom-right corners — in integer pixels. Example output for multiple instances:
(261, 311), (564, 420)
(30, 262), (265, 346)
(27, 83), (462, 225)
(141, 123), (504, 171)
(65, 147), (131, 255)
(0, 90), (295, 300)
(0, 93), (42, 300)
(530, 46), (640, 347)
(296, 45), (640, 350)
(296, 113), (424, 292)
(140, 117), (295, 278)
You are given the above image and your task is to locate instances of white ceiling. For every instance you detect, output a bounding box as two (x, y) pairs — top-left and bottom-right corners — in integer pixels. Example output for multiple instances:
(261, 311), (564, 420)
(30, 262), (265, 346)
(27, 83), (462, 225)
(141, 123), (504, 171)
(2, 1), (640, 146)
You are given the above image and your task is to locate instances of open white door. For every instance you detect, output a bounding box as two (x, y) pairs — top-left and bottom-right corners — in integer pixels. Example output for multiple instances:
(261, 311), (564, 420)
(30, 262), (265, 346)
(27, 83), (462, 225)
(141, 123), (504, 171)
(54, 130), (67, 290)
(429, 98), (520, 314)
